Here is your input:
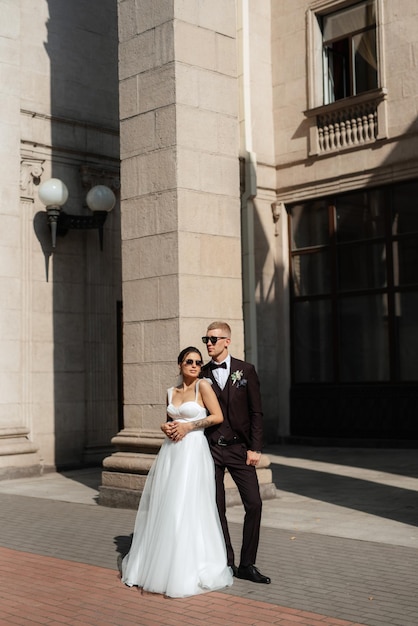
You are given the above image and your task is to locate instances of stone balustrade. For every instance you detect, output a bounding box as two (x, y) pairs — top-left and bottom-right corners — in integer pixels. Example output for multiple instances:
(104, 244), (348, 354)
(305, 88), (388, 157)
(317, 103), (377, 152)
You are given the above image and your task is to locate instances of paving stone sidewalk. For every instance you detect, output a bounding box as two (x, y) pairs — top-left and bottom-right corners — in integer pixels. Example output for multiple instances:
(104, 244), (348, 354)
(0, 445), (417, 626)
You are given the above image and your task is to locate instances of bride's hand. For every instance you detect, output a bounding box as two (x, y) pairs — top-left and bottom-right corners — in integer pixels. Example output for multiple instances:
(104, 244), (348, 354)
(161, 422), (173, 437)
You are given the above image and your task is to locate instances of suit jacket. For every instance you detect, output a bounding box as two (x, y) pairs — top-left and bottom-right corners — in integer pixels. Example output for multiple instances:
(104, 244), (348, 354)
(202, 356), (263, 451)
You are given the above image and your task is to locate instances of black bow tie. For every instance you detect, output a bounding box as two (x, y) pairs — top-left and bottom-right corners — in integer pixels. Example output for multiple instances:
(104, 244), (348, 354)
(210, 362), (227, 370)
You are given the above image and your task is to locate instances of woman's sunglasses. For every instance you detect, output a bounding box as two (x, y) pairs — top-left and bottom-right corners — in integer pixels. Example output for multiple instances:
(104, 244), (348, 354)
(184, 359), (203, 367)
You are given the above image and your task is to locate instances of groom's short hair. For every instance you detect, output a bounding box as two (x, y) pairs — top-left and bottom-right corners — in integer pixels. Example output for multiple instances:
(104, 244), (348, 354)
(206, 321), (231, 337)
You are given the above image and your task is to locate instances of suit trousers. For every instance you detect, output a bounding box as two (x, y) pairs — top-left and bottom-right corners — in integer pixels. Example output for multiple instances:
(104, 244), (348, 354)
(210, 442), (262, 567)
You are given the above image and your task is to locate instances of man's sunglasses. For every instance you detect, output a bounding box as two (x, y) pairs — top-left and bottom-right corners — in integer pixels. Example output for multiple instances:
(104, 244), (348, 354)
(184, 359), (203, 366)
(202, 336), (228, 345)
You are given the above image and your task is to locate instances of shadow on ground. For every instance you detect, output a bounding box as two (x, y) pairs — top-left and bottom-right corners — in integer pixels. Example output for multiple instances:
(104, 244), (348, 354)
(267, 445), (418, 527)
(270, 445), (418, 477)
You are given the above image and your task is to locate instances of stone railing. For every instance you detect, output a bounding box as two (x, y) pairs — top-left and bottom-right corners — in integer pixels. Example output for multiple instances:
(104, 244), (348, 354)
(318, 103), (377, 152)
(305, 88), (388, 156)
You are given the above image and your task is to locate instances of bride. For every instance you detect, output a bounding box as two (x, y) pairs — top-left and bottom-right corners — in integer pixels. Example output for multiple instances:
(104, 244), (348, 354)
(121, 346), (233, 598)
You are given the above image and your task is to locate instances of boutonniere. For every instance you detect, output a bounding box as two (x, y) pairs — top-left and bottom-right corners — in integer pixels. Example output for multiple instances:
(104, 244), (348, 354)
(231, 370), (247, 387)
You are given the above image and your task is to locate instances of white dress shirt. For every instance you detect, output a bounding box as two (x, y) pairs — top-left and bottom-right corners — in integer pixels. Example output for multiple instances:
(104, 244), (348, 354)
(211, 355), (231, 390)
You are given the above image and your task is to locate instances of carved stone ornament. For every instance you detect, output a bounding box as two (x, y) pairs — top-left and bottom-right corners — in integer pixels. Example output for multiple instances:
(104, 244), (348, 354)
(271, 201), (283, 237)
(20, 159), (44, 200)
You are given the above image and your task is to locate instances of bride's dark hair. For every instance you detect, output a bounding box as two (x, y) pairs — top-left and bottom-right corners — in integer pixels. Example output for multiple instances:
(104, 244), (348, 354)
(177, 346), (203, 365)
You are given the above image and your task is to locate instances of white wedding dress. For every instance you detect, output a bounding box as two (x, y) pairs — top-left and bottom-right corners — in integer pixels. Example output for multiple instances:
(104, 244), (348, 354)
(121, 380), (233, 598)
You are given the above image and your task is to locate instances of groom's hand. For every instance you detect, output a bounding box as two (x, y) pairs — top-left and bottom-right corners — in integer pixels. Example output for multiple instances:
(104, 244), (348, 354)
(162, 421), (192, 442)
(246, 450), (261, 466)
(170, 421), (192, 442)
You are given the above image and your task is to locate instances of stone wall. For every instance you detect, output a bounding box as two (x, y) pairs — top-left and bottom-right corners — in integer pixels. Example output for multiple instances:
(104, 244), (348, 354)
(0, 0), (121, 478)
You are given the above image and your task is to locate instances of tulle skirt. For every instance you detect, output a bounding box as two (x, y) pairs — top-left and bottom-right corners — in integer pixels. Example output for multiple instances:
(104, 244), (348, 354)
(121, 430), (233, 597)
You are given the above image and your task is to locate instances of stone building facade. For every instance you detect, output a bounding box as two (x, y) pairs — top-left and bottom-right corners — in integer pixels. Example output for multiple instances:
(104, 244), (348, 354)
(1, 0), (418, 496)
(272, 0), (418, 442)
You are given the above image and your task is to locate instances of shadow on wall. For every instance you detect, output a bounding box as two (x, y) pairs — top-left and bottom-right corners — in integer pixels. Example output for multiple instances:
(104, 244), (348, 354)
(43, 0), (121, 469)
(250, 194), (286, 445)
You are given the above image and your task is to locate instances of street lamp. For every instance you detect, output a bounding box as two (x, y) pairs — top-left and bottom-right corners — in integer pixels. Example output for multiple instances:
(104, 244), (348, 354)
(38, 178), (116, 249)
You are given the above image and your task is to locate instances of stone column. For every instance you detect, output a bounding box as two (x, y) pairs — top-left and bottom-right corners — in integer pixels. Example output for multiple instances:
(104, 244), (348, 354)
(0, 1), (41, 478)
(99, 0), (275, 507)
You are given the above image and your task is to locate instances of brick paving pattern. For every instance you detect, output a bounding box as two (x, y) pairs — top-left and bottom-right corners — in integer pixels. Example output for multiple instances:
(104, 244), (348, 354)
(0, 547), (365, 626)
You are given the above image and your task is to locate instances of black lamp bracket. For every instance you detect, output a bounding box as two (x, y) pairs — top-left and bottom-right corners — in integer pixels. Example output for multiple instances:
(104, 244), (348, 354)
(47, 209), (108, 250)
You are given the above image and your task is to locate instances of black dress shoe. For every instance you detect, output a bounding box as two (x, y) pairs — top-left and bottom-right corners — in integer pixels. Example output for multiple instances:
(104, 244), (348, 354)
(237, 564), (271, 584)
(229, 564), (239, 577)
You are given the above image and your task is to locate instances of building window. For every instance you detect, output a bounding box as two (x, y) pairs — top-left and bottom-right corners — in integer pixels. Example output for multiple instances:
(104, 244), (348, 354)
(305, 0), (387, 155)
(288, 180), (418, 384)
(322, 0), (377, 104)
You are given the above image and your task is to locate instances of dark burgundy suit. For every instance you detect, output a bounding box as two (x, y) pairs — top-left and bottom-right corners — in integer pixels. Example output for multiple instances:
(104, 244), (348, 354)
(203, 356), (263, 568)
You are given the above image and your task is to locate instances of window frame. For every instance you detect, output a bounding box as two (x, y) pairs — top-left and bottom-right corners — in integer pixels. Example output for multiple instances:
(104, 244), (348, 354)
(307, 0), (385, 110)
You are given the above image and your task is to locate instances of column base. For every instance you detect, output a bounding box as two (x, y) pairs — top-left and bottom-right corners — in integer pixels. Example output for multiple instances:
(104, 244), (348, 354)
(224, 463), (277, 506)
(98, 448), (277, 509)
(0, 428), (42, 480)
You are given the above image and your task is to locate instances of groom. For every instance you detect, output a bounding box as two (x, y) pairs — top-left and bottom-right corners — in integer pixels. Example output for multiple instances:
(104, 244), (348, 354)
(201, 321), (271, 584)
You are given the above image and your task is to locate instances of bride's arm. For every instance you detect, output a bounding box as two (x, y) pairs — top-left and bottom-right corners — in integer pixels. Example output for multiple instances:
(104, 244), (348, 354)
(161, 394), (175, 438)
